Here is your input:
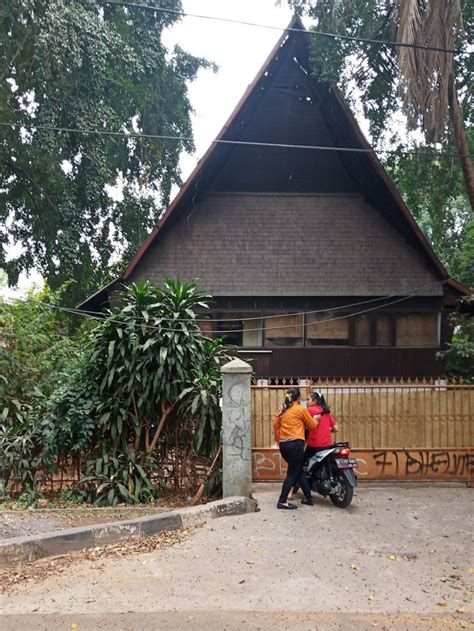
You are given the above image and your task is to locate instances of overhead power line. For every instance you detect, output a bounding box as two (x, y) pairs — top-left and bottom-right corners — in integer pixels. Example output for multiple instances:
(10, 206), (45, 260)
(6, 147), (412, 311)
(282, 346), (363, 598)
(101, 1), (471, 56)
(68, 279), (449, 323)
(26, 279), (449, 335)
(0, 122), (470, 160)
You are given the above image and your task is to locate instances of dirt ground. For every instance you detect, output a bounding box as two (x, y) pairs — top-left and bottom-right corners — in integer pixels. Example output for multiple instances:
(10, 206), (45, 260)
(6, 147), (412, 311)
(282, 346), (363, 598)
(0, 485), (473, 630)
(0, 497), (190, 539)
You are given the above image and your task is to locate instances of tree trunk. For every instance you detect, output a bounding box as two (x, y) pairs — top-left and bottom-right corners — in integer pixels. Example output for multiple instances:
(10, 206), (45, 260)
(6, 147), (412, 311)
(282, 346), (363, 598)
(147, 401), (175, 453)
(448, 79), (474, 210)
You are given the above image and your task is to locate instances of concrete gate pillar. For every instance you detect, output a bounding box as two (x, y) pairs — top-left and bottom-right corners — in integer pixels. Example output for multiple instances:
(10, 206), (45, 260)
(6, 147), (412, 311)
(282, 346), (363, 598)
(221, 358), (252, 498)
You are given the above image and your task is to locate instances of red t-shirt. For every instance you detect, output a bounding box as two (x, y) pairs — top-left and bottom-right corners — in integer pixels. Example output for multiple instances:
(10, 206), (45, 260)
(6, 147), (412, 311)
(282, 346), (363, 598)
(306, 404), (336, 448)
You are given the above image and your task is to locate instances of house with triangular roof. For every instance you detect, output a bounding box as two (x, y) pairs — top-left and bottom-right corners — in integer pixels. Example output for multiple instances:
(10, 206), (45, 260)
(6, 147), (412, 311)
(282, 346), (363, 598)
(79, 16), (470, 379)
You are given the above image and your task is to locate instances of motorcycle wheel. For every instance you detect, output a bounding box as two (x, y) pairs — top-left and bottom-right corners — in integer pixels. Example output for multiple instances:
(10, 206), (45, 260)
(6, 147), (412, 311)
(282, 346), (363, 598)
(329, 475), (353, 508)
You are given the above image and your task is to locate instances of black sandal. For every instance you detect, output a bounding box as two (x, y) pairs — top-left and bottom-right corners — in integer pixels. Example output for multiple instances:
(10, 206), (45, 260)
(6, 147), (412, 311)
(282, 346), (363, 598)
(301, 498), (314, 506)
(277, 502), (297, 510)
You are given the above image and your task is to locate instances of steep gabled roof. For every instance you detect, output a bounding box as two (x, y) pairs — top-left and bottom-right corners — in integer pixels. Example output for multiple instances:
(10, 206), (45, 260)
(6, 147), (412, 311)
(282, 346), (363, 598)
(78, 15), (471, 310)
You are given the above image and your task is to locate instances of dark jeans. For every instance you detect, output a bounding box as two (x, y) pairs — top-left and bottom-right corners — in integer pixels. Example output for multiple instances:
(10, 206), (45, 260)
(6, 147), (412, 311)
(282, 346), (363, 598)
(292, 446), (322, 493)
(303, 445), (319, 465)
(279, 439), (311, 503)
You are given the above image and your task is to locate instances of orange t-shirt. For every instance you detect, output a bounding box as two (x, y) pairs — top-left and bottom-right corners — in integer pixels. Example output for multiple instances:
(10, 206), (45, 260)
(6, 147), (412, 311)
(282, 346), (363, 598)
(273, 403), (319, 443)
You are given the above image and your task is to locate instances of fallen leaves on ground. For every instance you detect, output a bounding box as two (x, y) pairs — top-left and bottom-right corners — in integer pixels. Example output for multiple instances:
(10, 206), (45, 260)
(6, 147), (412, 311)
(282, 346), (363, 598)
(0, 527), (196, 593)
(387, 552), (418, 561)
(358, 547), (417, 561)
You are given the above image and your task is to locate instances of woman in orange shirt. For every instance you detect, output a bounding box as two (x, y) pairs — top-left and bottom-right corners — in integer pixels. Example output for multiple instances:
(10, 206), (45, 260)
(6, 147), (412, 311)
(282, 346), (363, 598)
(273, 387), (320, 509)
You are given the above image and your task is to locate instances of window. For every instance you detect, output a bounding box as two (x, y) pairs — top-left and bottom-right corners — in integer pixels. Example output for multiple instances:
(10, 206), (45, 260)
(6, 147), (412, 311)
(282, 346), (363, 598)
(198, 319), (213, 336)
(242, 317), (263, 347)
(396, 313), (439, 347)
(354, 314), (370, 346)
(264, 314), (303, 347)
(216, 318), (243, 346)
(215, 313), (263, 347)
(376, 315), (392, 346)
(306, 312), (349, 346)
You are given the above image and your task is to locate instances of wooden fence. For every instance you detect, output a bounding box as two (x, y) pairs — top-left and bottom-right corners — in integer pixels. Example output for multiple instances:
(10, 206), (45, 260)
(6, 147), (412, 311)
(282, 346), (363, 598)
(251, 381), (474, 483)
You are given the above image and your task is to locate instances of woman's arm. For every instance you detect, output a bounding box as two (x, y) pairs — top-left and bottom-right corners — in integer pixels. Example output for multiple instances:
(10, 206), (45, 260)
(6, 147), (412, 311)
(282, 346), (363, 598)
(330, 416), (339, 432)
(302, 407), (319, 431)
(273, 413), (282, 442)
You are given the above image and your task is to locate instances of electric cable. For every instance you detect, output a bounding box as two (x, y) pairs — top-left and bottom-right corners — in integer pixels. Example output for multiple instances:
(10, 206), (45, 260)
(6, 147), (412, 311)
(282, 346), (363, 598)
(101, 1), (471, 56)
(0, 122), (470, 160)
(64, 279), (449, 323)
(24, 278), (450, 335)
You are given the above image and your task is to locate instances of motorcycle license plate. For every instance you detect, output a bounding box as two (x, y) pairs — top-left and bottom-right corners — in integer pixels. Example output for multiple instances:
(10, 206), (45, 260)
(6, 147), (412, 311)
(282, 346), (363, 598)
(335, 458), (357, 468)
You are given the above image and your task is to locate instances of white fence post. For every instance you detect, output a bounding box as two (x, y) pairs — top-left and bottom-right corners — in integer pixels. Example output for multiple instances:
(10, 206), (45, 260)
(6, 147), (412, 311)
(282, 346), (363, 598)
(221, 358), (252, 498)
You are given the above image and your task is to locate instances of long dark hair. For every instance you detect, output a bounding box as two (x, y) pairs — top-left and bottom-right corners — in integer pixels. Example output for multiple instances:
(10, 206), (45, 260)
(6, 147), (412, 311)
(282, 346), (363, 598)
(310, 391), (331, 414)
(278, 387), (300, 416)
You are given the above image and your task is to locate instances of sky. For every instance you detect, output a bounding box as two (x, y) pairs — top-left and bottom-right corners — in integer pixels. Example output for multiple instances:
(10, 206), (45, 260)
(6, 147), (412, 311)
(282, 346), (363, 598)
(163, 0), (296, 183)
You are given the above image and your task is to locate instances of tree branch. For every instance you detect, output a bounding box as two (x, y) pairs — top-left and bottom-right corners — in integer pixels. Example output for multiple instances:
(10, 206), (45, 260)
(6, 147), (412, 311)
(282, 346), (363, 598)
(448, 79), (474, 210)
(1, 34), (29, 81)
(148, 400), (175, 453)
(6, 159), (58, 213)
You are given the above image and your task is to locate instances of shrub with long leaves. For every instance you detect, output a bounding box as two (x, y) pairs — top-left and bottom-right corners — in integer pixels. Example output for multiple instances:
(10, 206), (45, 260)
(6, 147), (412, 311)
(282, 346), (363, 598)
(43, 278), (232, 505)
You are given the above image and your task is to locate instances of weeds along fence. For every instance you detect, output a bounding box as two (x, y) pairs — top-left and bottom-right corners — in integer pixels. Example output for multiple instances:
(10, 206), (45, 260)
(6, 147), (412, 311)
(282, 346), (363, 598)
(7, 420), (213, 498)
(251, 379), (474, 450)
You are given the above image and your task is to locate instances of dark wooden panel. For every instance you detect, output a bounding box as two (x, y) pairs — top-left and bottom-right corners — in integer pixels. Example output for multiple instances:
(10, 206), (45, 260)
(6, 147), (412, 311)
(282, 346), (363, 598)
(241, 347), (447, 378)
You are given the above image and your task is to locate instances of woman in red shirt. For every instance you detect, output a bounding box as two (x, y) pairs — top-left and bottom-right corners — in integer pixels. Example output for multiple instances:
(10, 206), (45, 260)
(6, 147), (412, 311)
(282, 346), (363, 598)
(305, 391), (339, 458)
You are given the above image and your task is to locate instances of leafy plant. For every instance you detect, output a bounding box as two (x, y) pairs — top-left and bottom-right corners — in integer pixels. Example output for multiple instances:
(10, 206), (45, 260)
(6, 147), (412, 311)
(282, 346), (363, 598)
(0, 284), (86, 495)
(42, 278), (231, 503)
(438, 297), (474, 383)
(180, 337), (230, 456)
(0, 422), (42, 496)
(79, 451), (159, 506)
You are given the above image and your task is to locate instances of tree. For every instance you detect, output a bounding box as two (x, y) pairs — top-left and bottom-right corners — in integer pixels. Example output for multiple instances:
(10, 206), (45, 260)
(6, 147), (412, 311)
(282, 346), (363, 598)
(385, 141), (474, 289)
(285, 0), (472, 285)
(395, 0), (473, 208)
(0, 1), (214, 300)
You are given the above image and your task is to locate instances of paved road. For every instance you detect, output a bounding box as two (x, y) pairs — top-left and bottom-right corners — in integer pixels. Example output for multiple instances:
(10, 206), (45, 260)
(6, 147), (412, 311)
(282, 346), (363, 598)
(1, 485), (473, 630)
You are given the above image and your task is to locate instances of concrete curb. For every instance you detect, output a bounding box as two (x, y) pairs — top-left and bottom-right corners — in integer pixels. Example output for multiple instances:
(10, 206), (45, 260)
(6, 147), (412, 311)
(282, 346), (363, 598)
(0, 496), (257, 568)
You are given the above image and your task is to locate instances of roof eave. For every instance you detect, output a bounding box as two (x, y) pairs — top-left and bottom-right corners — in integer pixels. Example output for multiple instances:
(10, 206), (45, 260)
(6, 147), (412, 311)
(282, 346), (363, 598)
(76, 277), (121, 312)
(447, 278), (473, 296)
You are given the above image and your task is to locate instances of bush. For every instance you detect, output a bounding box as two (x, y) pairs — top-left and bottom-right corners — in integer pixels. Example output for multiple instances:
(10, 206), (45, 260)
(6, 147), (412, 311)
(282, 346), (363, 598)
(41, 278), (232, 504)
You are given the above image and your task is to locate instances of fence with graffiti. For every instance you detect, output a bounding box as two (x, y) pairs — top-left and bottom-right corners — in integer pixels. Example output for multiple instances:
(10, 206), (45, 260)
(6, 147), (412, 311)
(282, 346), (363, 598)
(251, 381), (474, 482)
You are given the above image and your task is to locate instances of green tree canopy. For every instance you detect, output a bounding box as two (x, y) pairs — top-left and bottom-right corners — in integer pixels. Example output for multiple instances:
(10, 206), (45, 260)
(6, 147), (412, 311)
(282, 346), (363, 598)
(0, 1), (214, 300)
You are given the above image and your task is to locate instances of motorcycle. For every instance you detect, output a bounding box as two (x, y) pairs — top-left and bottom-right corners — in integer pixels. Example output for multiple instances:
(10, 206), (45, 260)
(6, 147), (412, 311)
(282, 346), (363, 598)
(304, 442), (357, 508)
